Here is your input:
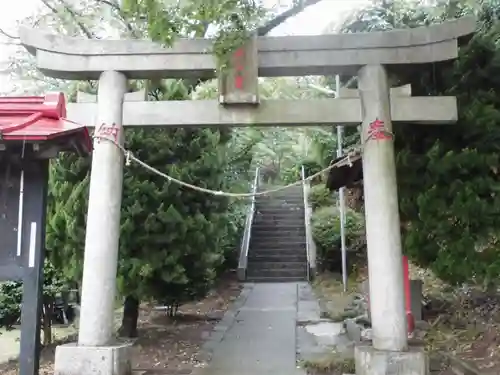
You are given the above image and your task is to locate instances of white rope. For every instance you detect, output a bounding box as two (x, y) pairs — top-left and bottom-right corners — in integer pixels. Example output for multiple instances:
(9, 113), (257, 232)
(92, 134), (359, 198)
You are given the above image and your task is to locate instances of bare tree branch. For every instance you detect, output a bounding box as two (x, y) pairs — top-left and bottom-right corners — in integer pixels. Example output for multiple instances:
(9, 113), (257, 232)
(95, 0), (139, 38)
(39, 0), (95, 38)
(56, 0), (95, 38)
(257, 0), (323, 36)
(0, 27), (20, 40)
(185, 0), (323, 92)
(37, 0), (97, 91)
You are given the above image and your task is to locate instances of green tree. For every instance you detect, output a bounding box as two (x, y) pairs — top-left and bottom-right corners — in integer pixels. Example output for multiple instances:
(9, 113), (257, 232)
(339, 0), (500, 287)
(11, 0), (325, 339)
(0, 259), (69, 345)
(46, 80), (246, 337)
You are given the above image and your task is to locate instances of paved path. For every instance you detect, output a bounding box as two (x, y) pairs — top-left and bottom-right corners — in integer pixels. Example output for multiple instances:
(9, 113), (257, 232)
(200, 282), (306, 375)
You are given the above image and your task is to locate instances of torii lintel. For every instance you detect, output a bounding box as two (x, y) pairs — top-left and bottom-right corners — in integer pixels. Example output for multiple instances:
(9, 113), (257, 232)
(18, 17), (476, 80)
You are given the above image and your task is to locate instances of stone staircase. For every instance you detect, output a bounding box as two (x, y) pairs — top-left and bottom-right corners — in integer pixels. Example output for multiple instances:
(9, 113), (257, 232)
(246, 185), (308, 282)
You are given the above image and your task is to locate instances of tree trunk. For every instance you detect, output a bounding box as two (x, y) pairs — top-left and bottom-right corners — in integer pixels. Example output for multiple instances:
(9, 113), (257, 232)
(41, 301), (53, 346)
(346, 184), (364, 212)
(118, 295), (140, 338)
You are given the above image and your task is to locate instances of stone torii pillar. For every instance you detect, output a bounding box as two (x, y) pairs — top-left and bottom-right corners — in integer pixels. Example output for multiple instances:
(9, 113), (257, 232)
(53, 77), (146, 375)
(358, 65), (408, 351)
(18, 16), (476, 375)
(77, 84), (146, 347)
(341, 81), (412, 351)
(77, 71), (127, 347)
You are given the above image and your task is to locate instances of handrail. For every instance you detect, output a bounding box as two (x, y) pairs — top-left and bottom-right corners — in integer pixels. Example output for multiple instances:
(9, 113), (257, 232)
(301, 166), (316, 281)
(237, 166), (260, 281)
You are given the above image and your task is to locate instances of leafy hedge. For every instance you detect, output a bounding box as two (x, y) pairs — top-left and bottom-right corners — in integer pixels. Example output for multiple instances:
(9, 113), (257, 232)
(309, 184), (336, 210)
(311, 206), (364, 273)
(0, 259), (69, 333)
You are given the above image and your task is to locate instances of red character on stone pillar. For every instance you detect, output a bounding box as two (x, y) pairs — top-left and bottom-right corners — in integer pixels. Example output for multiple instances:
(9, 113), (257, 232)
(96, 123), (119, 144)
(367, 118), (392, 141)
(233, 48), (245, 90)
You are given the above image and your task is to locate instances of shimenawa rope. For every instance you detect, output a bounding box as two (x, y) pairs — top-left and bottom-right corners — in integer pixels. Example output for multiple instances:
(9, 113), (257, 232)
(91, 134), (357, 198)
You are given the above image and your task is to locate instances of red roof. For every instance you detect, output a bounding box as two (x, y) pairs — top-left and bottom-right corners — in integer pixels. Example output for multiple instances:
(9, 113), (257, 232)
(0, 92), (92, 153)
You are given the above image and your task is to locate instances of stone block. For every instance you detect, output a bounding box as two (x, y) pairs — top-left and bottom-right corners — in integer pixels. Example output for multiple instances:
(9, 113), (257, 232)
(410, 280), (423, 321)
(359, 279), (423, 323)
(76, 89), (146, 103)
(345, 319), (362, 343)
(54, 342), (132, 375)
(355, 345), (427, 375)
(218, 35), (259, 105)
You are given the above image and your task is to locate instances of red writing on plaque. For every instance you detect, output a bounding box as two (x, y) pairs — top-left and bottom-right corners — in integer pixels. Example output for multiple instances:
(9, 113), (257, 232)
(233, 48), (245, 90)
(96, 123), (119, 143)
(367, 118), (391, 141)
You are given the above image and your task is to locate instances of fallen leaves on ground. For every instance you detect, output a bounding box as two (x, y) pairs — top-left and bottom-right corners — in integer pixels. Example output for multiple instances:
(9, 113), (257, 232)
(412, 265), (500, 375)
(0, 273), (242, 375)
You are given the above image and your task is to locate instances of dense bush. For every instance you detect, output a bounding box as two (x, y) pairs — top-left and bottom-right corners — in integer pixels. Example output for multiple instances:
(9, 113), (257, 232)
(339, 0), (500, 286)
(0, 282), (22, 329)
(312, 206), (364, 273)
(215, 201), (248, 274)
(309, 184), (336, 210)
(281, 159), (324, 185)
(0, 259), (70, 344)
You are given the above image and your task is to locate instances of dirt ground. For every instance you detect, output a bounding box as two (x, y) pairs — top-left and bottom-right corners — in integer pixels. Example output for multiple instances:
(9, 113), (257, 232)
(312, 268), (500, 375)
(423, 287), (500, 375)
(411, 266), (500, 375)
(0, 273), (242, 375)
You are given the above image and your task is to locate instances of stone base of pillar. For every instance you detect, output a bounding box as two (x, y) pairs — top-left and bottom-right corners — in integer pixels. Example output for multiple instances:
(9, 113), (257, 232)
(54, 342), (132, 375)
(355, 345), (427, 375)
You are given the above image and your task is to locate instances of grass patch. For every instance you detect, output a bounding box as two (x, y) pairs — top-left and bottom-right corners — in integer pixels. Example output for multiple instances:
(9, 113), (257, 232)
(321, 309), (360, 323)
(300, 351), (356, 374)
(313, 272), (361, 323)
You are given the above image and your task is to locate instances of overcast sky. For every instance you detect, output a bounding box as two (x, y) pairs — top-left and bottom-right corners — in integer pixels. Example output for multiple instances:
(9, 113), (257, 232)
(0, 0), (370, 89)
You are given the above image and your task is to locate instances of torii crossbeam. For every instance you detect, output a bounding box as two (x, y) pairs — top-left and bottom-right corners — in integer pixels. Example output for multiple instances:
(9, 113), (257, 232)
(19, 16), (476, 375)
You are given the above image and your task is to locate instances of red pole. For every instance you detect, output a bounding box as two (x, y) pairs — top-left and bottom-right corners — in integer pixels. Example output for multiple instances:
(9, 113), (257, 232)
(403, 256), (415, 337)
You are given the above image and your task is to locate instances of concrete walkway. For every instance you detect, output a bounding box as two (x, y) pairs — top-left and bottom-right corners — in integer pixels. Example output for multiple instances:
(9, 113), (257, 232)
(200, 283), (306, 375)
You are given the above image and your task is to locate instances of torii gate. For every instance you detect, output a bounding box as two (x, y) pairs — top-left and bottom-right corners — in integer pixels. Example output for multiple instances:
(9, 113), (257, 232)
(19, 16), (475, 375)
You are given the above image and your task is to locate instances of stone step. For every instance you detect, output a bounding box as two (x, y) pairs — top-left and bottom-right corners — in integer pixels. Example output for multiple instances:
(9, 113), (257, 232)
(252, 224), (305, 231)
(257, 193), (303, 198)
(258, 189), (303, 194)
(257, 194), (303, 199)
(255, 207), (304, 213)
(255, 213), (303, 218)
(255, 206), (303, 211)
(257, 191), (302, 196)
(247, 261), (306, 270)
(246, 275), (307, 282)
(250, 242), (306, 249)
(255, 210), (305, 216)
(246, 268), (307, 279)
(251, 234), (306, 242)
(256, 199), (304, 205)
(249, 249), (307, 258)
(251, 236), (306, 243)
(248, 253), (307, 262)
(253, 219), (304, 226)
(255, 212), (304, 218)
(253, 220), (305, 227)
(255, 210), (304, 215)
(249, 241), (306, 250)
(251, 229), (306, 236)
